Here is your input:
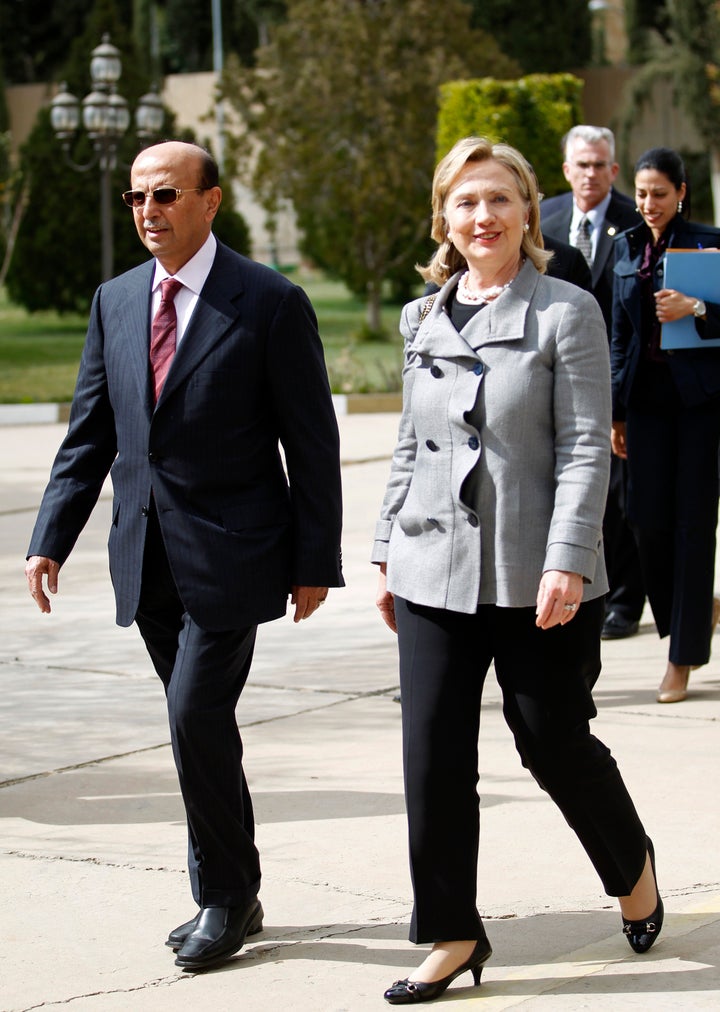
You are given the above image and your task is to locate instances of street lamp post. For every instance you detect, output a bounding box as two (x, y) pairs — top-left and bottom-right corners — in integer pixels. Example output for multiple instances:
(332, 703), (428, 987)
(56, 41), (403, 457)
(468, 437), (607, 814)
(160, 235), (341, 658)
(50, 35), (165, 281)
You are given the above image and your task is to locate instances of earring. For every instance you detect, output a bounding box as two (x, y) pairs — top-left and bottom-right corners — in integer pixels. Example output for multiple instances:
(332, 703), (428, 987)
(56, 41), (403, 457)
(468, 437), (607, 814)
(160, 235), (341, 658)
(523, 222), (529, 232)
(635, 207), (640, 213)
(677, 200), (683, 213)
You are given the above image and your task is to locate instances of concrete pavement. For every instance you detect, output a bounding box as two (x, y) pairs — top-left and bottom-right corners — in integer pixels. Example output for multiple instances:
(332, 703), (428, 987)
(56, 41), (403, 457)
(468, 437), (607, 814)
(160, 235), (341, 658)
(1, 414), (719, 1010)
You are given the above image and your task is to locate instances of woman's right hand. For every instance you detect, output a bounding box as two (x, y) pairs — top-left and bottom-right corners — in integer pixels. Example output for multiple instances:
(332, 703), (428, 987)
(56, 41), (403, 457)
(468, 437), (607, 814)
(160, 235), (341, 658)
(611, 421), (628, 459)
(376, 563), (397, 633)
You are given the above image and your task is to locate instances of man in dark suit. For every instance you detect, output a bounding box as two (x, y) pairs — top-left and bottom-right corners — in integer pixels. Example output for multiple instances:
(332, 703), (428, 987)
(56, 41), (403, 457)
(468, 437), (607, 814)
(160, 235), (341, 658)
(25, 141), (343, 970)
(542, 125), (644, 640)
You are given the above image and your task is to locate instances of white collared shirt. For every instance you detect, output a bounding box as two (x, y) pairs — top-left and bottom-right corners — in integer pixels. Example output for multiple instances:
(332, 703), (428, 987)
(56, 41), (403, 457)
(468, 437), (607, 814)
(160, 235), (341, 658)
(150, 233), (217, 344)
(570, 192), (612, 261)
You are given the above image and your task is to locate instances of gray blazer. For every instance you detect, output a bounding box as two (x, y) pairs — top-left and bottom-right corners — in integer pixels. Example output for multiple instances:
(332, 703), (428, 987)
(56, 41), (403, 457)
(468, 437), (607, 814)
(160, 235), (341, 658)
(372, 260), (610, 613)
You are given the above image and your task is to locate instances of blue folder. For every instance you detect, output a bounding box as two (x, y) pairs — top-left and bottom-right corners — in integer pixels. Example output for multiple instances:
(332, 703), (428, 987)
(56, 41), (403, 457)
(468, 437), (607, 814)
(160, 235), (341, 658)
(661, 249), (720, 349)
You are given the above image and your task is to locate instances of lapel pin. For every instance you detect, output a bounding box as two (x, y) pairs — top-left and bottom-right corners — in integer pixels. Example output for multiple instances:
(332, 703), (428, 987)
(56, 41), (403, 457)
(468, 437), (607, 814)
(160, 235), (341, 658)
(607, 227), (617, 236)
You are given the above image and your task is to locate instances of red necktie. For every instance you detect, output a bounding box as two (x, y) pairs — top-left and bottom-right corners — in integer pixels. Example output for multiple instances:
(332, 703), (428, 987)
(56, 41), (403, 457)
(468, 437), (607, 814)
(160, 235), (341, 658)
(150, 278), (183, 403)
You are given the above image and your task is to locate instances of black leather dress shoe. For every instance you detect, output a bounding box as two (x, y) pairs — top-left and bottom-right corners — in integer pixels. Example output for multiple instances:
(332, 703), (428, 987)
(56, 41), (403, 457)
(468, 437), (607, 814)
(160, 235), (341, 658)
(174, 899), (264, 969)
(601, 612), (640, 640)
(166, 903), (264, 950)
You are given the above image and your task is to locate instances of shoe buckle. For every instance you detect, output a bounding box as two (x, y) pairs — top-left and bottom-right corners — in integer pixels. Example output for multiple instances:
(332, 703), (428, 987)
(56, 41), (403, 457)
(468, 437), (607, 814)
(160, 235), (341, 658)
(623, 919), (656, 936)
(406, 982), (419, 994)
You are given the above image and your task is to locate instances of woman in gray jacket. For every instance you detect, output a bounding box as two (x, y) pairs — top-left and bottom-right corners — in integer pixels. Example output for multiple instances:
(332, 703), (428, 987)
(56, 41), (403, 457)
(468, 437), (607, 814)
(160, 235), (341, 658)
(373, 137), (662, 1005)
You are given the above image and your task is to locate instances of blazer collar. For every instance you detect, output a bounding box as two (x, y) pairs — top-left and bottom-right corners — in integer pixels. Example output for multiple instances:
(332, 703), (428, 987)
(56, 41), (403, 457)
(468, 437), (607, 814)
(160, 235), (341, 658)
(414, 260), (538, 359)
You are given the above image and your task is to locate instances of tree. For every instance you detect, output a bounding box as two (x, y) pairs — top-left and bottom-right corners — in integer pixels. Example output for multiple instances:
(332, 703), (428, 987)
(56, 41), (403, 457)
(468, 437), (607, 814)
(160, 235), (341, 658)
(222, 0), (520, 332)
(466, 0), (592, 74)
(160, 0), (287, 73)
(436, 74), (584, 200)
(0, 0), (129, 83)
(0, 55), (11, 274)
(618, 0), (720, 225)
(625, 0), (671, 62)
(5, 0), (251, 312)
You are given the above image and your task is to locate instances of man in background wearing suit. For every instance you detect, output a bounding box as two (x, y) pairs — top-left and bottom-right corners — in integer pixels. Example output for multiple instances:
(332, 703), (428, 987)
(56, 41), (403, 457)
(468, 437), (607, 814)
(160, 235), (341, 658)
(542, 125), (644, 641)
(25, 141), (344, 970)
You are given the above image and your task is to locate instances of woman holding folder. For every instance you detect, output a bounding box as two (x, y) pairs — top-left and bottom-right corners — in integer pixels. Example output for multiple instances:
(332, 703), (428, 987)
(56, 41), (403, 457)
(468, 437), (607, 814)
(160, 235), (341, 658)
(611, 146), (720, 703)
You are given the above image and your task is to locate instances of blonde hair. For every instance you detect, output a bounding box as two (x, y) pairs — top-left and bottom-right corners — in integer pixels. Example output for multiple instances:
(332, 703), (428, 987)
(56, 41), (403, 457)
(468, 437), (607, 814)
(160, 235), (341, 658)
(419, 136), (552, 286)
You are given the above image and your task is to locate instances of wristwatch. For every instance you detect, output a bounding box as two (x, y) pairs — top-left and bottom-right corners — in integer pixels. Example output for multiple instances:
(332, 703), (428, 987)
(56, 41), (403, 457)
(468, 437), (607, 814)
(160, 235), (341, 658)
(692, 299), (707, 317)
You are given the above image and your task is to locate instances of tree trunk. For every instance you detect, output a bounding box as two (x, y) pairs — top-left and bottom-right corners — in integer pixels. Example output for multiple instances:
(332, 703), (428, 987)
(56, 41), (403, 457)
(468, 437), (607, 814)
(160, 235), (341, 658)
(366, 280), (382, 333)
(711, 146), (720, 228)
(0, 179), (30, 290)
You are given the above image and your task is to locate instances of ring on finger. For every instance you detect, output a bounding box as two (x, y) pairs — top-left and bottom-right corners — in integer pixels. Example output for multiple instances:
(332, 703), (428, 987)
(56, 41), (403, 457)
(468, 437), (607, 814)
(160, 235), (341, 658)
(563, 602), (577, 612)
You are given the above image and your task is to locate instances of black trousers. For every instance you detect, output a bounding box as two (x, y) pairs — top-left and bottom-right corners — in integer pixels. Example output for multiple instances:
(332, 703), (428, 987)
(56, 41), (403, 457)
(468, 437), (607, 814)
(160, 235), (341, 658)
(395, 595), (648, 944)
(135, 506), (260, 908)
(603, 455), (645, 622)
(626, 364), (720, 664)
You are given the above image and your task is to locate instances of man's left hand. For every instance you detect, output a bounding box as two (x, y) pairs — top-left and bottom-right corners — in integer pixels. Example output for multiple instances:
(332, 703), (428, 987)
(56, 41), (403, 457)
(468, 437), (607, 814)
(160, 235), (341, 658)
(291, 586), (329, 622)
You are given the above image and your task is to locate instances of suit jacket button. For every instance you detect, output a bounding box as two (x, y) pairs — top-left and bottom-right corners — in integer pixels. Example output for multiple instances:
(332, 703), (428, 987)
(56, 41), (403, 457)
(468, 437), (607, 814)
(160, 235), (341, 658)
(467, 513), (479, 527)
(473, 363), (484, 375)
(426, 439), (439, 451)
(430, 365), (443, 378)
(468, 436), (479, 450)
(141, 506), (149, 517)
(148, 451), (157, 462)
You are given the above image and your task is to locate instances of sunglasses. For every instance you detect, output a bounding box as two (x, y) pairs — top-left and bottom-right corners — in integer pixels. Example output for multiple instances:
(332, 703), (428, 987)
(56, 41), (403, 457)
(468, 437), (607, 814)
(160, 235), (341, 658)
(121, 186), (207, 208)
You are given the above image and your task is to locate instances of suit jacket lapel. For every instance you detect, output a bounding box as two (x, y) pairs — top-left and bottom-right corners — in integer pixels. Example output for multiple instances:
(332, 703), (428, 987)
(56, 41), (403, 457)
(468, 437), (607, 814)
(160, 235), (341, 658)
(118, 263), (154, 412)
(157, 244), (245, 406)
(592, 221), (618, 285)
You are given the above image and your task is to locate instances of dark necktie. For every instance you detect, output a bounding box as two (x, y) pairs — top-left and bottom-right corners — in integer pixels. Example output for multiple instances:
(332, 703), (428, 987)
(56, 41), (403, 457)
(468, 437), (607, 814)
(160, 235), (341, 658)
(575, 215), (593, 266)
(150, 278), (183, 403)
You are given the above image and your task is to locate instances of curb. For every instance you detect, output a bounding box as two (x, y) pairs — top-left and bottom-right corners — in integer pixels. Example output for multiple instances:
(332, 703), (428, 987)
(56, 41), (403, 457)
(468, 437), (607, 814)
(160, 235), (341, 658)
(0, 403), (72, 426)
(0, 396), (402, 426)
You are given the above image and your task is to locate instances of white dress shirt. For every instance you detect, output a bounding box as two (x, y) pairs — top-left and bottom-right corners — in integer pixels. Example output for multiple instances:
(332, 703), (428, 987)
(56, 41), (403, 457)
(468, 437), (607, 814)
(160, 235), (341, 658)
(150, 233), (217, 344)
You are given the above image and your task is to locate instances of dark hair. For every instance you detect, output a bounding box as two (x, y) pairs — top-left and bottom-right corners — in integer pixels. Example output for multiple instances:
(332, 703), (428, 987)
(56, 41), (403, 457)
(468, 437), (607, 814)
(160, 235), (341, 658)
(197, 147), (220, 190)
(634, 147), (690, 217)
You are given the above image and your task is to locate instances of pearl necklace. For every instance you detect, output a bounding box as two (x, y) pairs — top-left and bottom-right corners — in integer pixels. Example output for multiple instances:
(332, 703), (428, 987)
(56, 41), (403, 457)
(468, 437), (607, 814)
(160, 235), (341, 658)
(456, 269), (516, 305)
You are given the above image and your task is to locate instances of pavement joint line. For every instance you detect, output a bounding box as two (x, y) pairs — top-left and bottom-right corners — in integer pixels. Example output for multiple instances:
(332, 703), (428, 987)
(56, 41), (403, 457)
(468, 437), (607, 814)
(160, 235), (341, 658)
(0, 686), (401, 790)
(16, 974), (193, 1011)
(611, 707), (720, 724)
(0, 740), (173, 789)
(4, 849), (183, 876)
(0, 661), (155, 680)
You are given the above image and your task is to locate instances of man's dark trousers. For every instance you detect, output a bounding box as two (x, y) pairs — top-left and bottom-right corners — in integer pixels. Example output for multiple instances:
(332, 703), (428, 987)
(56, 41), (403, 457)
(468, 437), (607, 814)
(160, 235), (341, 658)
(136, 504), (261, 908)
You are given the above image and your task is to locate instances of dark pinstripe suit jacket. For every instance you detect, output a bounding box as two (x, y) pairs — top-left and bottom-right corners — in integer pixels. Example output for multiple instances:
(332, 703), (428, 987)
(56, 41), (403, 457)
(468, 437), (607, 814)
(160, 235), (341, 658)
(28, 240), (344, 630)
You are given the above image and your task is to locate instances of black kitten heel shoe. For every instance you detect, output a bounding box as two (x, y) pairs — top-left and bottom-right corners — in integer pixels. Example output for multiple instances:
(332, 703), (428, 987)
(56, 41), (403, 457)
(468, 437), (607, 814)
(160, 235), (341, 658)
(622, 838), (664, 954)
(383, 938), (492, 1004)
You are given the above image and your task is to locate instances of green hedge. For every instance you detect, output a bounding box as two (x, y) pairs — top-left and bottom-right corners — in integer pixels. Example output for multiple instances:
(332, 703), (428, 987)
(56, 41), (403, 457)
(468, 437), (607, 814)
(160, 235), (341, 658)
(436, 73), (583, 198)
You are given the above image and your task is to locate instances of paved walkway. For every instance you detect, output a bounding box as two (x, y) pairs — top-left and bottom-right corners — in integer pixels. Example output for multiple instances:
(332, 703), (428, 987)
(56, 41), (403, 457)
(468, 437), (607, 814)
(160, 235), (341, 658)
(1, 415), (718, 1010)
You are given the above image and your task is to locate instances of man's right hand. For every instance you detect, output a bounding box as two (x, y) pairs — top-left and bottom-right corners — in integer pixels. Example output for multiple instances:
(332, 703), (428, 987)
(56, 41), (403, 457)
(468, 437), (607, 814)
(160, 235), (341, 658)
(25, 556), (60, 613)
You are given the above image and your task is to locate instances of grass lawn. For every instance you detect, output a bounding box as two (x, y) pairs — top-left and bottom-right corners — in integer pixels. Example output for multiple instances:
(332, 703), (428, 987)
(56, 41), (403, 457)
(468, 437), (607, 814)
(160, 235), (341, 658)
(0, 272), (411, 403)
